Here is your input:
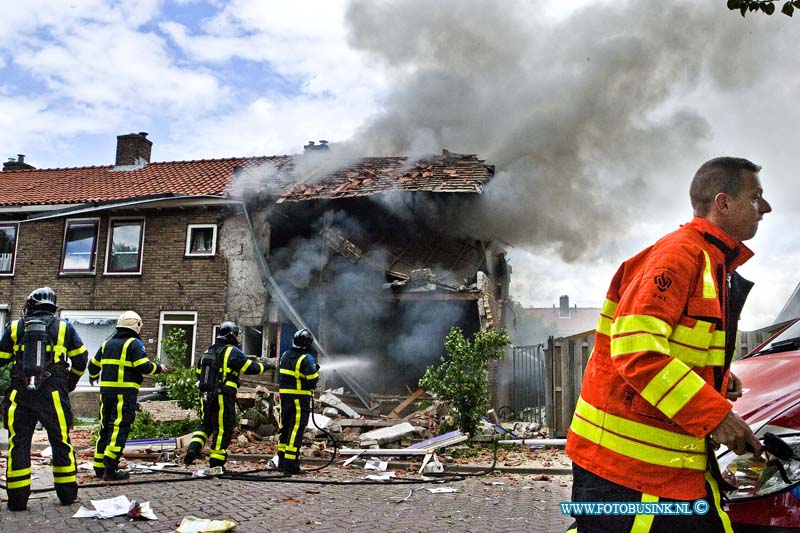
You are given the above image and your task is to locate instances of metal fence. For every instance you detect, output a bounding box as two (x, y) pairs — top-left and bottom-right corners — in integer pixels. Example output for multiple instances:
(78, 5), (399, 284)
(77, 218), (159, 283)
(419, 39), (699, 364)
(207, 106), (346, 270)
(508, 344), (546, 425)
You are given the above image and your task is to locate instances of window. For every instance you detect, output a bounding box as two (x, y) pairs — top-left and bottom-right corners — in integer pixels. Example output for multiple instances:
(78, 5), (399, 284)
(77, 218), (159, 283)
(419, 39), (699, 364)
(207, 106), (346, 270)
(158, 312), (197, 367)
(60, 219), (99, 273)
(105, 218), (144, 274)
(0, 304), (9, 331)
(186, 224), (217, 257)
(62, 311), (121, 386)
(212, 323), (263, 356)
(0, 223), (18, 275)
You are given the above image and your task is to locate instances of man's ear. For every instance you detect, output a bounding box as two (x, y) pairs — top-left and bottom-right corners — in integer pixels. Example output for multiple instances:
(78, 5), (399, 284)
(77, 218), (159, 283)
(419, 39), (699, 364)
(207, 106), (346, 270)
(713, 192), (730, 214)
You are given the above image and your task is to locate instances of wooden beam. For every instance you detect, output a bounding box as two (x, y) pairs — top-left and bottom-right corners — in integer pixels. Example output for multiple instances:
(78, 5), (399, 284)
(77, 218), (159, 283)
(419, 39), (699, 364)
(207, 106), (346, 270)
(387, 388), (426, 420)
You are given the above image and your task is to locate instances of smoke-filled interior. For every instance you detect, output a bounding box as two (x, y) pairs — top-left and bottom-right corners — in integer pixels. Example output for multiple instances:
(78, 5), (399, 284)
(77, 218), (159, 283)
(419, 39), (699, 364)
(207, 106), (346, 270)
(266, 193), (489, 394)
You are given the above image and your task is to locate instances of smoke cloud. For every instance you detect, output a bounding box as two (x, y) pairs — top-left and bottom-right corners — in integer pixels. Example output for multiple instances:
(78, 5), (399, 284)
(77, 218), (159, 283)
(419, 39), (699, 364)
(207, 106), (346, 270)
(342, 0), (781, 261)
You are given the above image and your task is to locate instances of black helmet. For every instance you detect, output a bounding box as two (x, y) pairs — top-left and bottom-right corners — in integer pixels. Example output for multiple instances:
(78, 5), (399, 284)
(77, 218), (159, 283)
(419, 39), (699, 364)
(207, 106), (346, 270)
(25, 287), (57, 314)
(292, 328), (314, 349)
(217, 321), (240, 346)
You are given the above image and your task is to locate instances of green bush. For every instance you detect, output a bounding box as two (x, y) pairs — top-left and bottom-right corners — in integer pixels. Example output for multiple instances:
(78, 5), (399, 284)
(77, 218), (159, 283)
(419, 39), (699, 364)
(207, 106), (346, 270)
(419, 327), (509, 437)
(90, 411), (197, 444)
(154, 329), (201, 414)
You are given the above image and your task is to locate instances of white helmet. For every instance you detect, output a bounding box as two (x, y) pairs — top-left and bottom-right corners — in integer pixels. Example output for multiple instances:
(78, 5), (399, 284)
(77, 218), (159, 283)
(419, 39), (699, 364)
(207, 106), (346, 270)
(117, 310), (143, 334)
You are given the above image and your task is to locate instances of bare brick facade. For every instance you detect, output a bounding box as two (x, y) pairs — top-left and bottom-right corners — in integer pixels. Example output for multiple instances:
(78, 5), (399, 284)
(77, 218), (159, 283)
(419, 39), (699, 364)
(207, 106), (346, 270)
(0, 207), (230, 360)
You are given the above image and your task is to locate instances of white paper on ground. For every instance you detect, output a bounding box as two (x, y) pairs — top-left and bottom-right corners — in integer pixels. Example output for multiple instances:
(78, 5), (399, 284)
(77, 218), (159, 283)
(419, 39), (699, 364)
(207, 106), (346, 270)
(426, 487), (460, 493)
(364, 459), (388, 471)
(364, 472), (396, 481)
(175, 516), (237, 532)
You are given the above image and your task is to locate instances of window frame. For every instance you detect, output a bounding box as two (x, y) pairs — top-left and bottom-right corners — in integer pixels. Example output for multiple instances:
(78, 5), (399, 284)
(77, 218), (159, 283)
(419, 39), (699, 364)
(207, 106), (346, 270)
(61, 310), (123, 386)
(185, 224), (218, 257)
(0, 222), (19, 276)
(157, 311), (198, 365)
(0, 304), (9, 331)
(104, 217), (145, 275)
(60, 218), (100, 275)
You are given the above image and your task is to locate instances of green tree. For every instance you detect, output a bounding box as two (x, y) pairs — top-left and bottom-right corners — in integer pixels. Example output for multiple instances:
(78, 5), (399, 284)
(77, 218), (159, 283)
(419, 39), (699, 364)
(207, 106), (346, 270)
(154, 328), (201, 414)
(419, 327), (510, 437)
(727, 0), (800, 17)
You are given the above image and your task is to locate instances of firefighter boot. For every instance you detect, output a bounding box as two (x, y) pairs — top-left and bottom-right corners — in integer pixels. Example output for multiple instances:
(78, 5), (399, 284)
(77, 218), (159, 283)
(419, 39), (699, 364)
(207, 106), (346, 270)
(102, 458), (129, 481)
(209, 457), (226, 473)
(184, 443), (202, 466)
(7, 488), (30, 512)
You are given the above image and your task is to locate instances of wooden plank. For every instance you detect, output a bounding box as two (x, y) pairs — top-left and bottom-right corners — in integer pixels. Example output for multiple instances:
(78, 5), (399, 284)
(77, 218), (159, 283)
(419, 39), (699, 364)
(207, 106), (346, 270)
(387, 388), (426, 419)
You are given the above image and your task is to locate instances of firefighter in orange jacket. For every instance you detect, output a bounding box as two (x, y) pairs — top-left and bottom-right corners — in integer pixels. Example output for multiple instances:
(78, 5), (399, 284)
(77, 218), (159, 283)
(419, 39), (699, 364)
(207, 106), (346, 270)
(566, 157), (771, 532)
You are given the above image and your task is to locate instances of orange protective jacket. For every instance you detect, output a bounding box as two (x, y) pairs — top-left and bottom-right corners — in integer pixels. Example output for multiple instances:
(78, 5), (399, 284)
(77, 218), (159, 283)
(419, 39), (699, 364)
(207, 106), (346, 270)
(566, 217), (754, 500)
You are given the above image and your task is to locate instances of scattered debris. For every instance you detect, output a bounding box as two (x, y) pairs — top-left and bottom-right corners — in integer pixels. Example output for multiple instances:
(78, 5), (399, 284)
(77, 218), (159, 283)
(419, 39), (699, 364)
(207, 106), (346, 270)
(73, 495), (157, 520)
(426, 487), (459, 494)
(176, 516), (237, 533)
(319, 392), (362, 419)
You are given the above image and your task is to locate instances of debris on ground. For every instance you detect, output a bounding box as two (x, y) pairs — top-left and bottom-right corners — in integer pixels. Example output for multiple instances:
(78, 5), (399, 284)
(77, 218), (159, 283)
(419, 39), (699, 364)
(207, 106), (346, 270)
(175, 516), (237, 533)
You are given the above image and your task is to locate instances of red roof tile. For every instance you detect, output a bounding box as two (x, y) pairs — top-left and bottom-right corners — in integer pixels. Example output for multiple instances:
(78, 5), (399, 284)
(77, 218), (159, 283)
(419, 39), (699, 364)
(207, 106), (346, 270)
(0, 150), (493, 207)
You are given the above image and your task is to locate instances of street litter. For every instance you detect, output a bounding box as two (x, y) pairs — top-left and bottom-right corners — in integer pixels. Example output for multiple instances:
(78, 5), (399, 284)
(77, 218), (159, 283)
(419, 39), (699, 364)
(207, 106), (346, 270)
(364, 471), (396, 481)
(176, 516), (237, 532)
(72, 494), (157, 520)
(129, 462), (179, 472)
(364, 458), (388, 471)
(426, 487), (459, 494)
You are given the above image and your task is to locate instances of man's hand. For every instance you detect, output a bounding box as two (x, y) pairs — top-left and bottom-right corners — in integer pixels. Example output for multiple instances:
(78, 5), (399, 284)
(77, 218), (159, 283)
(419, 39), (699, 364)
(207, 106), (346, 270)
(711, 410), (761, 455)
(160, 364), (173, 374)
(89, 377), (97, 386)
(261, 356), (277, 369)
(726, 372), (743, 401)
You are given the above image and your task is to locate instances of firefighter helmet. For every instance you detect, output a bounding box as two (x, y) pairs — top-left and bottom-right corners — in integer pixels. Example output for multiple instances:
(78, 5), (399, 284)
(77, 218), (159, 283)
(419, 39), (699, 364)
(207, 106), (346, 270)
(217, 321), (240, 346)
(25, 287), (57, 314)
(117, 311), (143, 334)
(292, 328), (314, 350)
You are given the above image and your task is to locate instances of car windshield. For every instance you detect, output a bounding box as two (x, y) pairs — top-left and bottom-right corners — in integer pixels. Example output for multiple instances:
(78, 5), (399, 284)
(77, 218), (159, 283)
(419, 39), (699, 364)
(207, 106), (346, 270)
(753, 320), (800, 355)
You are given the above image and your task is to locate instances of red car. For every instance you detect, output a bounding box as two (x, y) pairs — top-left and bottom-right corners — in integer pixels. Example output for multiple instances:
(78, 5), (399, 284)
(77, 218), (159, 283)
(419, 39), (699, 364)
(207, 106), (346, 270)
(718, 318), (800, 532)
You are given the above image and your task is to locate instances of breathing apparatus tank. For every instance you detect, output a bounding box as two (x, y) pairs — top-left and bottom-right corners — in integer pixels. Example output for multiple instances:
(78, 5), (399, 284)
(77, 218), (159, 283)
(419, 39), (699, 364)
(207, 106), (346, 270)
(21, 318), (52, 390)
(198, 347), (221, 394)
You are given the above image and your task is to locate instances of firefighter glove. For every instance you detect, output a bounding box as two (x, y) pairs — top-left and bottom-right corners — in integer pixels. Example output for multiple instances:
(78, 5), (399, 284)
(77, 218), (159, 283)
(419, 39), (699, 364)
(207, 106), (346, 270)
(67, 372), (80, 392)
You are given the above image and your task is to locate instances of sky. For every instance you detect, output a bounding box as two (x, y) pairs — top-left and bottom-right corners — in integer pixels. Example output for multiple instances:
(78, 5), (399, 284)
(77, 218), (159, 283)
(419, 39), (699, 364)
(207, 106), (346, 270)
(1, 0), (797, 330)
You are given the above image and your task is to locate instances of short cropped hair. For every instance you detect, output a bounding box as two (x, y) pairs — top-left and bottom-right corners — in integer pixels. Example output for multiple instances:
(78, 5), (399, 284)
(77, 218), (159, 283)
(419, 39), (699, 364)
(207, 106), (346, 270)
(690, 157), (761, 216)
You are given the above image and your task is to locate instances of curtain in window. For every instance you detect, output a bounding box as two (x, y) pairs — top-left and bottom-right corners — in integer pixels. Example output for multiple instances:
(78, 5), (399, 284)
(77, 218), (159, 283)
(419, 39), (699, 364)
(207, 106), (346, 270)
(191, 229), (212, 252)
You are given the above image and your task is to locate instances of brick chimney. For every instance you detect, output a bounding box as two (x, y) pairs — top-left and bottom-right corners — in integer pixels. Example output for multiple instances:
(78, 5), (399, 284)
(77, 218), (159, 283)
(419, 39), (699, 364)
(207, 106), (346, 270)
(304, 139), (330, 153)
(115, 132), (152, 166)
(3, 154), (35, 171)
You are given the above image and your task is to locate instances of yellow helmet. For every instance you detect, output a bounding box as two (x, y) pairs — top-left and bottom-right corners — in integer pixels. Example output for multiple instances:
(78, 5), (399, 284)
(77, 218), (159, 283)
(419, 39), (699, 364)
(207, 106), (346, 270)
(117, 310), (143, 334)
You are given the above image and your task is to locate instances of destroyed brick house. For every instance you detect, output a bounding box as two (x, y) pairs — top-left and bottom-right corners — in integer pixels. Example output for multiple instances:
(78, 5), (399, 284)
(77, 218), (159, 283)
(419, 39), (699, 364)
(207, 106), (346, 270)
(0, 133), (511, 406)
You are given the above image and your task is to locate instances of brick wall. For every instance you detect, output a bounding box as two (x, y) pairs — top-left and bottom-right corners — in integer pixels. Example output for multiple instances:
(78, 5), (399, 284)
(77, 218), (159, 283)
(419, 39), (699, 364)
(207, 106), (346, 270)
(0, 206), (233, 361)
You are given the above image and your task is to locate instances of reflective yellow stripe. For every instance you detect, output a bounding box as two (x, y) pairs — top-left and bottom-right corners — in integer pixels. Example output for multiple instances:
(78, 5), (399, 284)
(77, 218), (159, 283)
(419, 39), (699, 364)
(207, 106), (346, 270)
(106, 394), (124, 461)
(224, 381), (238, 388)
(279, 388), (312, 395)
(70, 367), (84, 376)
(705, 471), (734, 533)
(0, 350), (11, 360)
(597, 299), (618, 336)
(658, 371), (706, 418)
(7, 389), (21, 478)
(67, 346), (86, 357)
(702, 251), (717, 299)
(98, 381), (141, 389)
(631, 493), (659, 532)
(241, 359), (252, 373)
(570, 415), (706, 470)
(612, 315), (672, 337)
(305, 371), (319, 380)
(640, 358), (691, 406)
(53, 475), (76, 484)
(51, 389), (76, 473)
(611, 333), (671, 357)
(571, 398), (706, 464)
(8, 466), (31, 477)
(214, 393), (225, 452)
(7, 479), (30, 489)
(671, 321), (713, 349)
(52, 465), (75, 473)
(53, 321), (67, 361)
(289, 398), (302, 455)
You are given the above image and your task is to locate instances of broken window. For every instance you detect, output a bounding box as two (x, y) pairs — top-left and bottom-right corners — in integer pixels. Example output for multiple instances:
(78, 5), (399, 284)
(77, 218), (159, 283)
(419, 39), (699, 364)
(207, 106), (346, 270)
(106, 218), (144, 274)
(158, 311), (197, 367)
(185, 224), (217, 257)
(61, 218), (99, 273)
(0, 222), (18, 275)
